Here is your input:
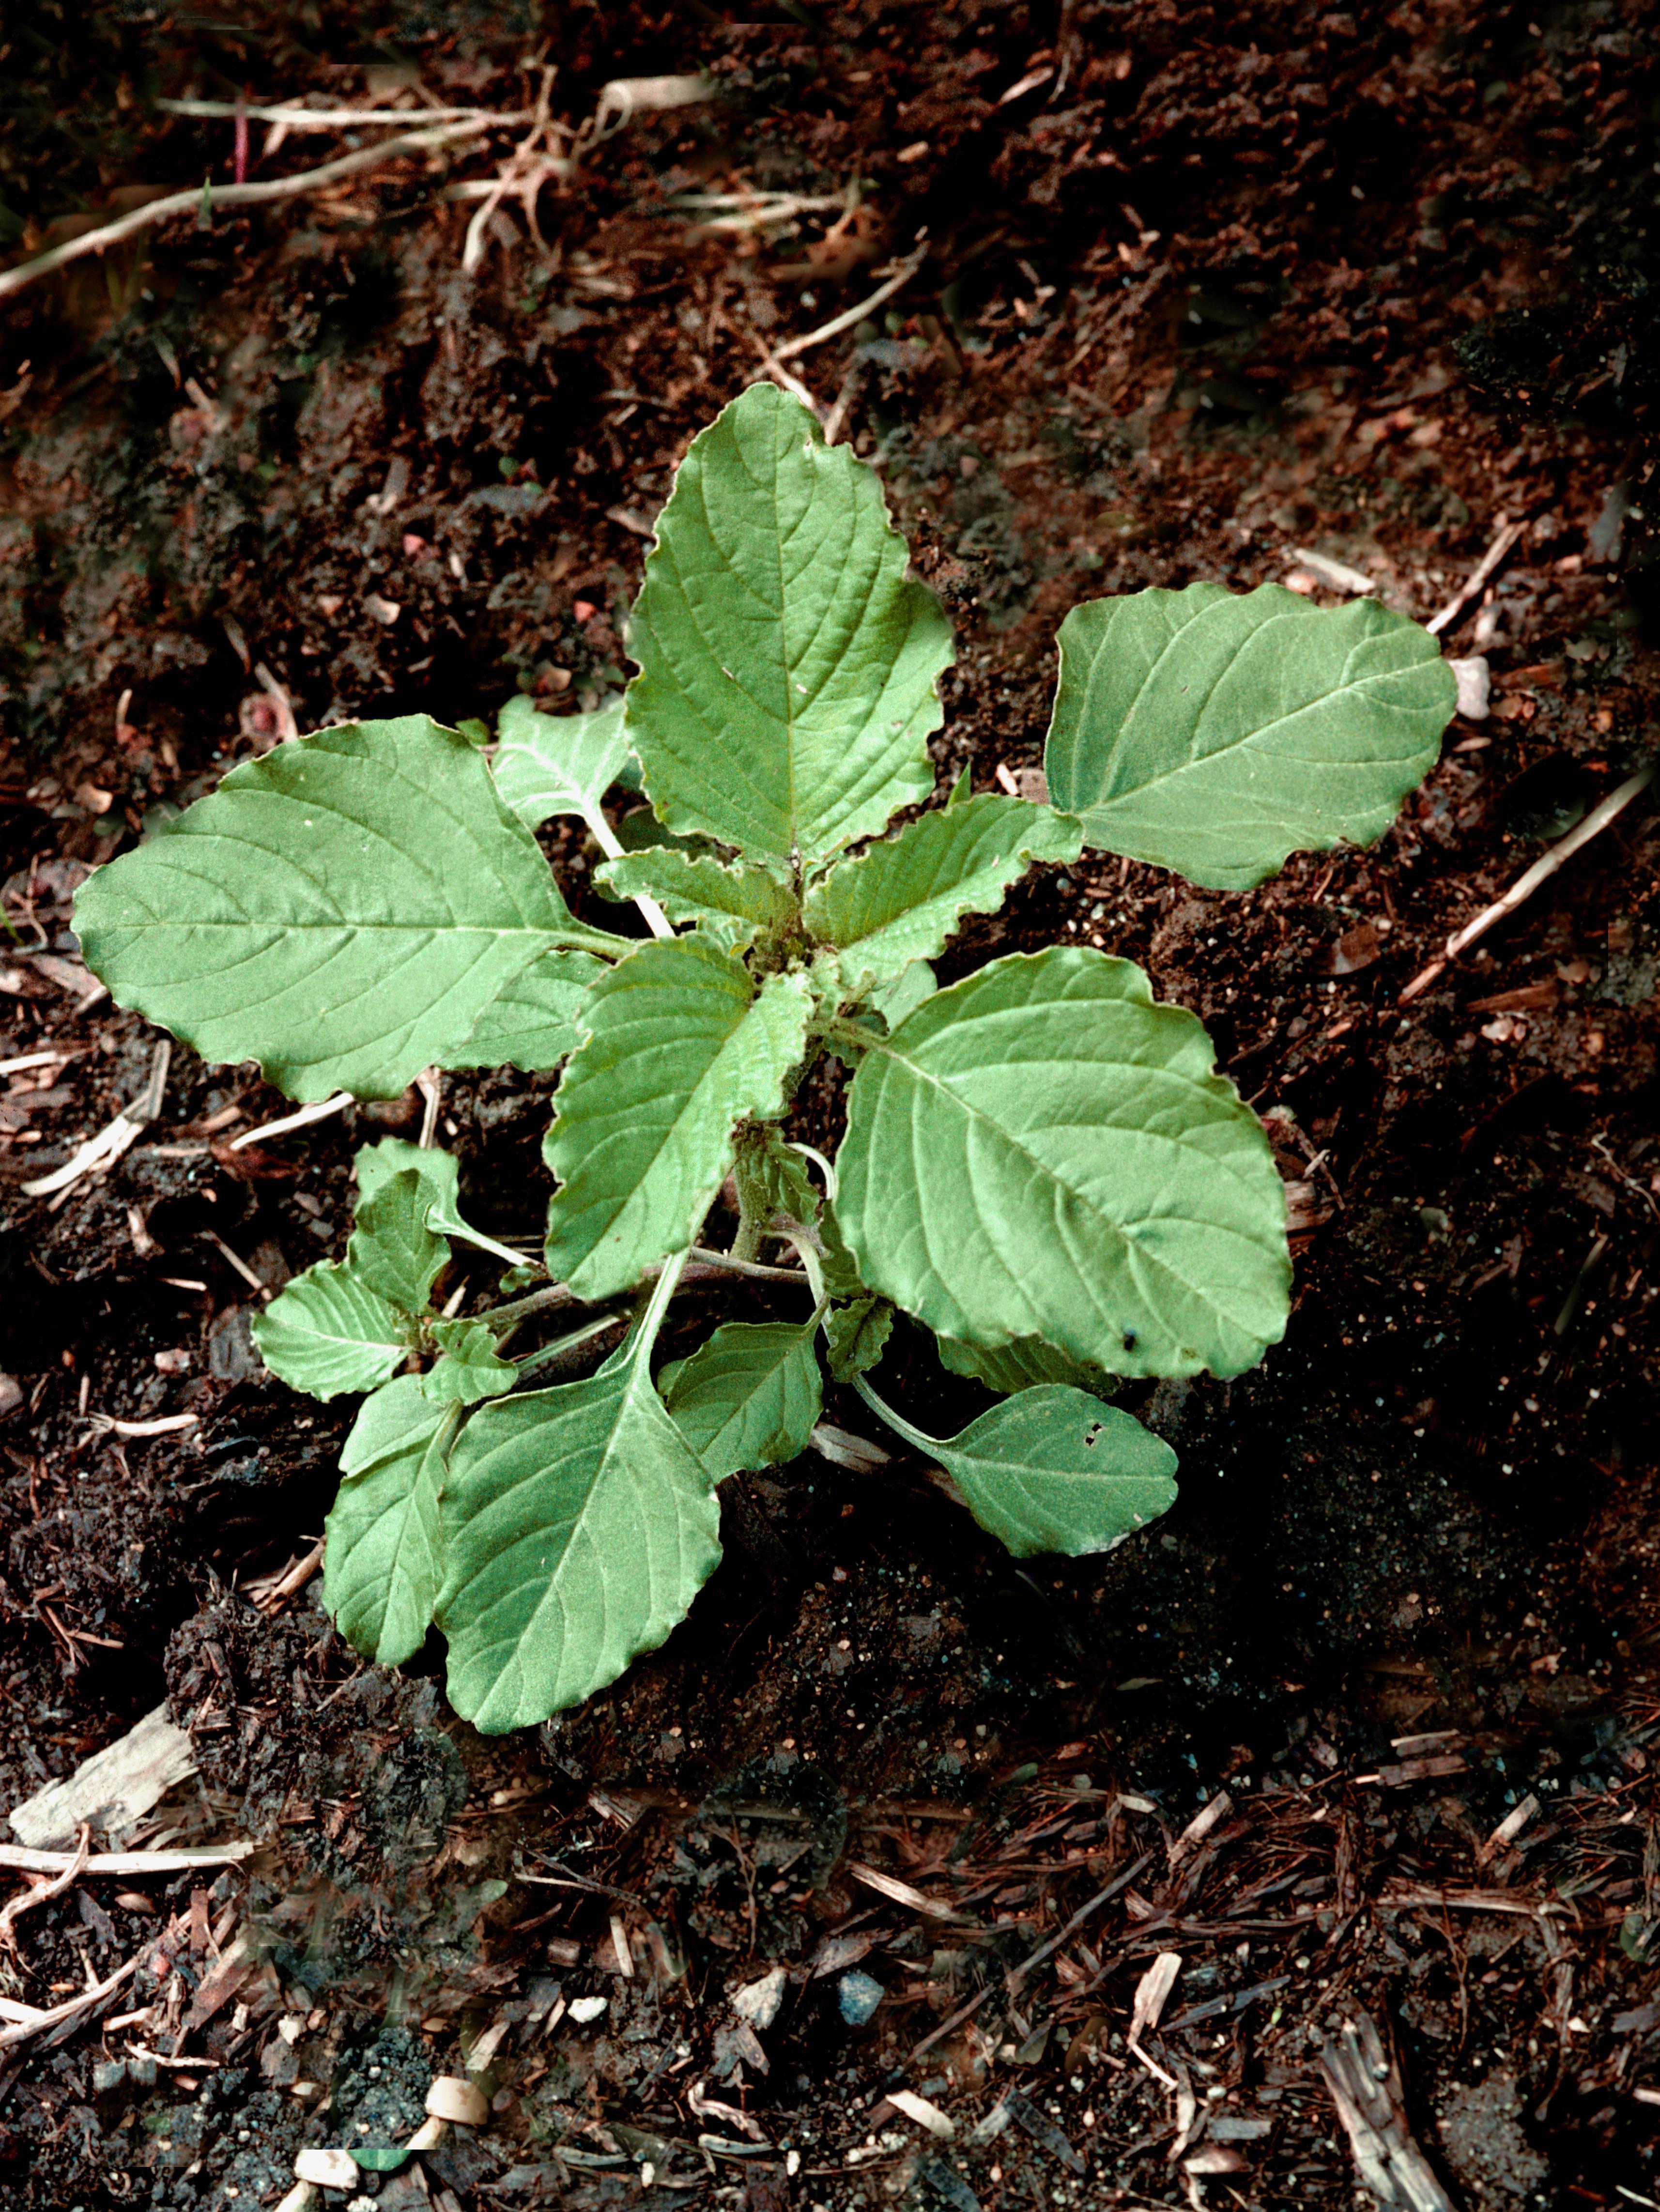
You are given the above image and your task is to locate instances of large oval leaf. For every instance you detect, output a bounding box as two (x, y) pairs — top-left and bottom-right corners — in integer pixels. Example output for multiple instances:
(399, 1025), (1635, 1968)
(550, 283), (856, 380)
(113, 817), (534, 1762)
(74, 717), (623, 1101)
(544, 938), (813, 1300)
(626, 383), (952, 866)
(835, 946), (1289, 1380)
(1044, 583), (1456, 891)
(436, 1332), (721, 1731)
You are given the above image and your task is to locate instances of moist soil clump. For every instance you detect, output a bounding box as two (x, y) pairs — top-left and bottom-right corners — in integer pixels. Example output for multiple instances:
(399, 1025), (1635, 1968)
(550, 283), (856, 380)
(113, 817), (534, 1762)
(3, 5), (1660, 2207)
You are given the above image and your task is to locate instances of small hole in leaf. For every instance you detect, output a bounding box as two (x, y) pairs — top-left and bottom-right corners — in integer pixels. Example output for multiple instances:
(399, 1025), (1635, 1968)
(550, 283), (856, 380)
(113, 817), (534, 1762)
(1084, 1422), (1102, 1447)
(1122, 1331), (1137, 1351)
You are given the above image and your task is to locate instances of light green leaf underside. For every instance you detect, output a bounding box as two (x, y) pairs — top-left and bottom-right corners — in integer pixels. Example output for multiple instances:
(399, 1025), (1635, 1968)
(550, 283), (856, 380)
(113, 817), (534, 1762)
(836, 945), (1290, 1381)
(448, 951), (606, 1072)
(73, 717), (609, 1102)
(491, 696), (629, 829)
(253, 1263), (410, 1400)
(355, 1137), (461, 1224)
(806, 796), (1083, 994)
(325, 1378), (448, 1663)
(825, 1298), (892, 1383)
(341, 1370), (446, 1475)
(868, 960), (936, 1029)
(936, 1333), (1116, 1399)
(661, 1320), (823, 1481)
(625, 382), (952, 865)
(423, 1320), (517, 1403)
(596, 850), (798, 952)
(928, 1386), (1177, 1558)
(436, 1342), (722, 1731)
(544, 938), (814, 1300)
(1044, 583), (1456, 892)
(350, 1169), (447, 1313)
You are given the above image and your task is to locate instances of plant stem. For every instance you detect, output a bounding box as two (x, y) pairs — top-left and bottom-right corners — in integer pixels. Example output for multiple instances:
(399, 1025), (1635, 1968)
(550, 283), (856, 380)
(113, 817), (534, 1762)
(851, 1373), (940, 1455)
(513, 1314), (627, 1381)
(581, 807), (675, 941)
(729, 1145), (772, 1266)
(478, 1281), (578, 1328)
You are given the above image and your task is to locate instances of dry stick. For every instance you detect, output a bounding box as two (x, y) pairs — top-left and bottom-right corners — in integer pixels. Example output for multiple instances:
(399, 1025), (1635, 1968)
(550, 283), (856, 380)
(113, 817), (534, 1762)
(0, 1827), (89, 1948)
(1425, 515), (1527, 638)
(0, 119), (491, 301)
(771, 248), (928, 363)
(908, 1850), (1154, 2063)
(0, 1842), (252, 1878)
(1399, 763), (1656, 1003)
(156, 98), (523, 128)
(227, 1091), (353, 1150)
(0, 1952), (143, 2053)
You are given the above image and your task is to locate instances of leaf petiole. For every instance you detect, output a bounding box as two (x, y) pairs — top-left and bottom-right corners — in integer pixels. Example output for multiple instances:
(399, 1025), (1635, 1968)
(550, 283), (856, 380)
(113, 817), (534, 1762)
(513, 1314), (628, 1382)
(850, 1372), (939, 1455)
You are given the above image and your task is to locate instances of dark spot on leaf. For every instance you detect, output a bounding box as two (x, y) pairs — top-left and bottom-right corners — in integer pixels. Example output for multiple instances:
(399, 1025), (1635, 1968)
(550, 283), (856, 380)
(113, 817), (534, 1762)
(1122, 1331), (1137, 1351)
(1084, 1422), (1102, 1446)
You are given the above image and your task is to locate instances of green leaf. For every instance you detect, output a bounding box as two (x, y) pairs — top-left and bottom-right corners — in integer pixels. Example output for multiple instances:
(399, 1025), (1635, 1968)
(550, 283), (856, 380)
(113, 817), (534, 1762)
(544, 938), (813, 1299)
(253, 1264), (411, 1400)
(661, 1320), (823, 1481)
(1044, 583), (1456, 892)
(835, 945), (1290, 1380)
(492, 696), (629, 830)
(596, 850), (799, 953)
(447, 951), (605, 1072)
(355, 1137), (460, 1223)
(74, 717), (625, 1102)
(867, 960), (936, 1031)
(626, 383), (952, 866)
(325, 1378), (449, 1664)
(825, 1297), (892, 1382)
(350, 1169), (447, 1313)
(817, 1197), (865, 1299)
(423, 1320), (517, 1403)
(436, 1272), (721, 1730)
(936, 1333), (1115, 1399)
(878, 1382), (1177, 1558)
(805, 796), (1082, 994)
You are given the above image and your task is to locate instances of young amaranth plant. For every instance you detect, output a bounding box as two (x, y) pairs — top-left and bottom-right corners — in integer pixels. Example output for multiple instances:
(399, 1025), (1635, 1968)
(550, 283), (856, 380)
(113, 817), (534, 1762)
(75, 384), (1457, 1734)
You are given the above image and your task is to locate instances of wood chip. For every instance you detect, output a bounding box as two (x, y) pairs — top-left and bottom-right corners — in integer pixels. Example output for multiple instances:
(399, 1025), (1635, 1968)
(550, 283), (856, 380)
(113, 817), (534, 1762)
(8, 1704), (197, 1849)
(425, 2074), (490, 2126)
(845, 1860), (963, 1919)
(1321, 2011), (1453, 2212)
(887, 2088), (955, 2140)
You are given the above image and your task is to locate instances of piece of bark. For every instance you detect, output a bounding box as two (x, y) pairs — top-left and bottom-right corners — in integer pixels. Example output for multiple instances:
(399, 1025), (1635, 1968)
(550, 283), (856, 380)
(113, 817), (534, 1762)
(1321, 2012), (1457, 2211)
(8, 1705), (197, 1849)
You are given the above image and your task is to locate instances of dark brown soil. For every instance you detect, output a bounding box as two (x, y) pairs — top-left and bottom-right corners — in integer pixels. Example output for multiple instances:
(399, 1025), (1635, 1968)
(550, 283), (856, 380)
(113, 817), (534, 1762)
(4, 4), (1660, 2208)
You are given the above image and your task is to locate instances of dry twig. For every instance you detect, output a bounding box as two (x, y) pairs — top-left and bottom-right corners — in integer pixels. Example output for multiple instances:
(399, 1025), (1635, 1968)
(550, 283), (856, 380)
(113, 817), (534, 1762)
(0, 121), (491, 301)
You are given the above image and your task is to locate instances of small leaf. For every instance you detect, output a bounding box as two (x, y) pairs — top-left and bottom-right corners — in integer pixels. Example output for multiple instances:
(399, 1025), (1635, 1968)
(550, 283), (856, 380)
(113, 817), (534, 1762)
(350, 1169), (447, 1313)
(356, 1137), (460, 1222)
(74, 717), (624, 1102)
(866, 959), (936, 1031)
(918, 1387), (1177, 1558)
(754, 1133), (821, 1228)
(836, 946), (1290, 1380)
(544, 938), (813, 1299)
(817, 1198), (865, 1299)
(447, 950), (605, 1072)
(253, 1264), (410, 1400)
(491, 696), (629, 830)
(825, 1298), (892, 1382)
(341, 1370), (446, 1475)
(423, 1320), (517, 1403)
(596, 850), (799, 952)
(436, 1311), (721, 1730)
(936, 1333), (1116, 1399)
(1044, 583), (1457, 891)
(805, 795), (1082, 994)
(626, 383), (952, 866)
(661, 1320), (823, 1481)
(325, 1377), (448, 1664)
